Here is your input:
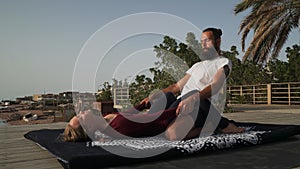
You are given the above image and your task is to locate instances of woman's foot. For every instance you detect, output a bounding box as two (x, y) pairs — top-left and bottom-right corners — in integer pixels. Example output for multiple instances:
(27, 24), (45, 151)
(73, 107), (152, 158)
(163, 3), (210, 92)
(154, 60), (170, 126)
(221, 123), (245, 134)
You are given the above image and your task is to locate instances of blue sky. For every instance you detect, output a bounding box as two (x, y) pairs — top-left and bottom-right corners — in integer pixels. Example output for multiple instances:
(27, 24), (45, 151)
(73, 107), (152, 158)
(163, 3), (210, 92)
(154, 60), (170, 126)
(1, 0), (299, 100)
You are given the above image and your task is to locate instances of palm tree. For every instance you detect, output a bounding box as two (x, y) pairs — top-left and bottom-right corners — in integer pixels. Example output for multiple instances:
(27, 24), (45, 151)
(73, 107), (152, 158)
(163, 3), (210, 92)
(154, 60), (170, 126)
(234, 0), (300, 63)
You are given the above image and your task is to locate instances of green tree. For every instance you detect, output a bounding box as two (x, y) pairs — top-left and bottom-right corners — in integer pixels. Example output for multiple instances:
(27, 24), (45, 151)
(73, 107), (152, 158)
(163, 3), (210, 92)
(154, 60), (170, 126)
(286, 44), (300, 82)
(153, 34), (201, 83)
(223, 46), (243, 85)
(266, 58), (289, 82)
(129, 33), (201, 104)
(224, 45), (271, 85)
(266, 44), (300, 83)
(186, 32), (202, 59)
(129, 75), (154, 105)
(96, 82), (112, 101)
(234, 0), (300, 63)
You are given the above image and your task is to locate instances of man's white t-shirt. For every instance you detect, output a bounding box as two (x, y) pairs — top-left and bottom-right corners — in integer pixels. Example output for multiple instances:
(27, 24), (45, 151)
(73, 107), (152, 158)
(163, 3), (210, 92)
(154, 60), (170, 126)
(180, 56), (232, 112)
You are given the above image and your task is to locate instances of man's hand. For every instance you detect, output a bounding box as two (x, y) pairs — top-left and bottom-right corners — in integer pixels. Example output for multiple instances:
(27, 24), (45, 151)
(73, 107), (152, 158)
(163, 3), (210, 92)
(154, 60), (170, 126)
(176, 94), (199, 116)
(140, 97), (150, 108)
(140, 91), (164, 106)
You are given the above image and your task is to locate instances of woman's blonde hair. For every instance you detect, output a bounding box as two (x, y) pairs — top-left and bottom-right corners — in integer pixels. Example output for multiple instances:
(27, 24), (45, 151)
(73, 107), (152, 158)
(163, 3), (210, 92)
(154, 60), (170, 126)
(63, 124), (89, 142)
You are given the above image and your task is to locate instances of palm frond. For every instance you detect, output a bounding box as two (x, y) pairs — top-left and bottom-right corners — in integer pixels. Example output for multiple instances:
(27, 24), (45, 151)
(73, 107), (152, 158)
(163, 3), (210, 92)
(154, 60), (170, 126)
(235, 0), (300, 63)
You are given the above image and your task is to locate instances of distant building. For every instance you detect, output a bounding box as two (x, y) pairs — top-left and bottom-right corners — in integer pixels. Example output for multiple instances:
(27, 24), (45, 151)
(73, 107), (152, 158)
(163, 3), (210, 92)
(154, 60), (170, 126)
(1, 100), (17, 106)
(33, 94), (42, 102)
(58, 91), (80, 103)
(93, 101), (115, 115)
(39, 94), (58, 106)
(16, 96), (33, 104)
(69, 92), (116, 115)
(112, 87), (130, 109)
(74, 92), (96, 111)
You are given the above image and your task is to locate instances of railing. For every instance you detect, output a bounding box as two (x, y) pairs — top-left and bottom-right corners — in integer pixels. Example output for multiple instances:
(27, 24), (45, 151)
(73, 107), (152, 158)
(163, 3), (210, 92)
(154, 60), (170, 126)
(227, 82), (300, 105)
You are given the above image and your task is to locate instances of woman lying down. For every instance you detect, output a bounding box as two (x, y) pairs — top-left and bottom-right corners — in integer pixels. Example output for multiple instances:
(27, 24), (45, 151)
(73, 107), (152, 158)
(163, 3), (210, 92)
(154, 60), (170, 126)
(63, 102), (179, 142)
(64, 93), (245, 142)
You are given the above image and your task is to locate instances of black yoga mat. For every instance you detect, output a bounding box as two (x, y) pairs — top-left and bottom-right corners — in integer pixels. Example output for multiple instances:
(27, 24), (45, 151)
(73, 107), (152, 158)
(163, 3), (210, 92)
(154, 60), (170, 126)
(24, 122), (300, 169)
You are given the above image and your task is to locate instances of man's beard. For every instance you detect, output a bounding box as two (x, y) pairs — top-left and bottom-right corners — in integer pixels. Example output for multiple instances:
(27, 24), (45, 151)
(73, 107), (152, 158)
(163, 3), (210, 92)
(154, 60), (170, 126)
(200, 47), (219, 60)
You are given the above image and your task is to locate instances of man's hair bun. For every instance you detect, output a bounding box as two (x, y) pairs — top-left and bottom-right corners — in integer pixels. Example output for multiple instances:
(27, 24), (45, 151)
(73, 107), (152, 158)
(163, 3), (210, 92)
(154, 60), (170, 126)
(217, 29), (222, 37)
(203, 27), (222, 39)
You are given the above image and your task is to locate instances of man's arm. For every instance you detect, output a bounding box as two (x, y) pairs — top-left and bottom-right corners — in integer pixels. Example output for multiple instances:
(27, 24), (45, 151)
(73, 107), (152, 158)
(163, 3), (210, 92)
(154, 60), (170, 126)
(176, 65), (229, 115)
(162, 74), (191, 95)
(198, 65), (229, 99)
(140, 74), (190, 104)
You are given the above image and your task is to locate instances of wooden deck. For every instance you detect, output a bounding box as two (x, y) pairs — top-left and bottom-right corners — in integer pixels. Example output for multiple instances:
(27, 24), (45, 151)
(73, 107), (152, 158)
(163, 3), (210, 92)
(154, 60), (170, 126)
(1, 105), (300, 169)
(0, 123), (66, 169)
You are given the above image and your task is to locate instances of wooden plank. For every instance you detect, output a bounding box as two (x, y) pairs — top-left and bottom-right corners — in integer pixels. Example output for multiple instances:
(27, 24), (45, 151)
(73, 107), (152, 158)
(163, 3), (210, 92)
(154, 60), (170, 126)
(5, 158), (62, 169)
(0, 123), (65, 169)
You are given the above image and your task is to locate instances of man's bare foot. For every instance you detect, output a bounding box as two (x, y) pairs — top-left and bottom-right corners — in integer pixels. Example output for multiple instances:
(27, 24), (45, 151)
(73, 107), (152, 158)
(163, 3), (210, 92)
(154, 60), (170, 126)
(221, 123), (245, 134)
